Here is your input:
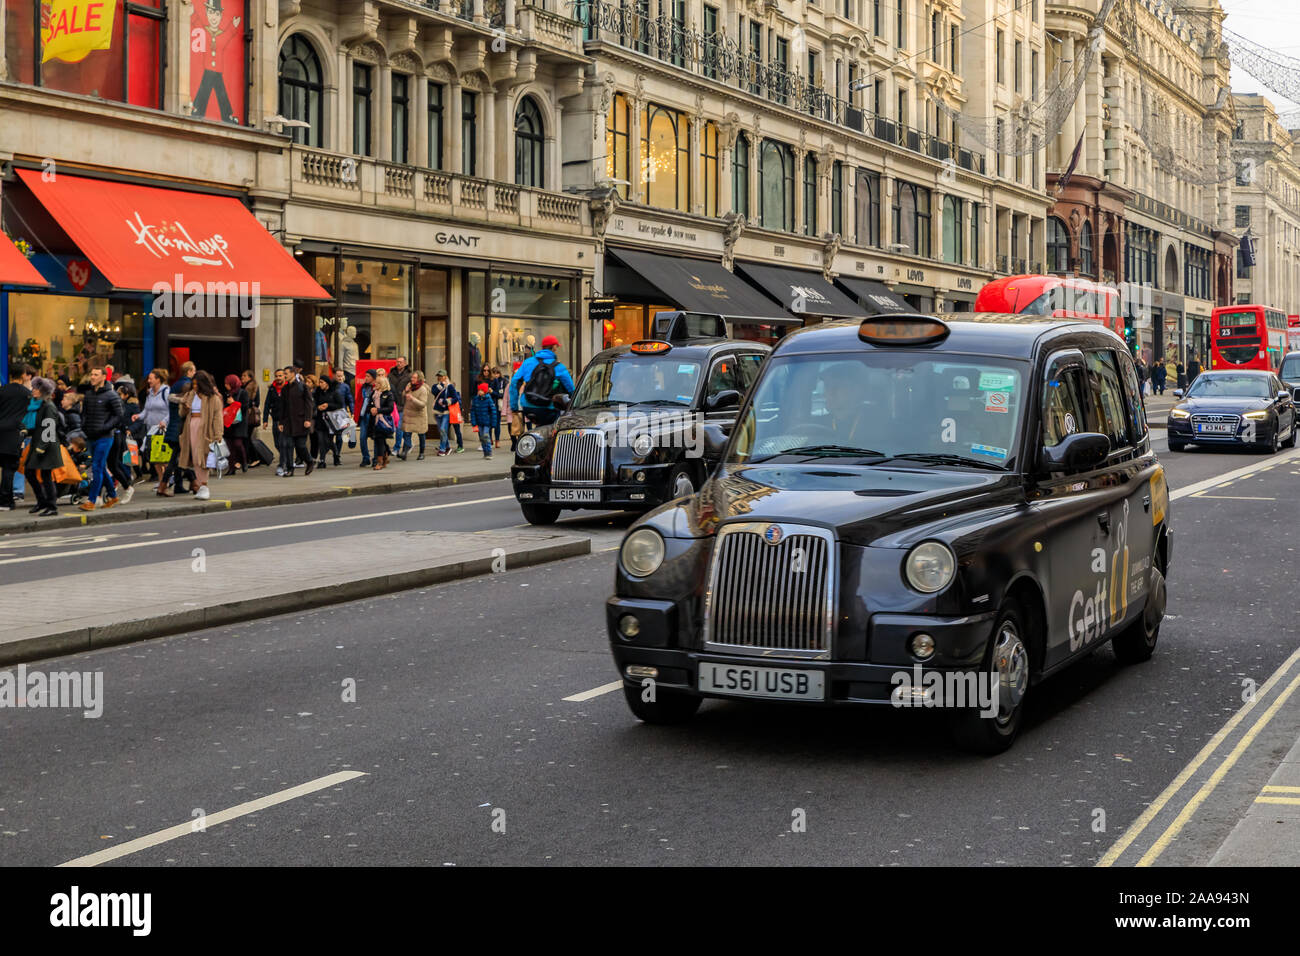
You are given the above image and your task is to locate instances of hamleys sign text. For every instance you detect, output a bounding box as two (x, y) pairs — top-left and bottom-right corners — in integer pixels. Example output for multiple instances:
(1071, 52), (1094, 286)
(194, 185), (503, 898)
(125, 211), (234, 270)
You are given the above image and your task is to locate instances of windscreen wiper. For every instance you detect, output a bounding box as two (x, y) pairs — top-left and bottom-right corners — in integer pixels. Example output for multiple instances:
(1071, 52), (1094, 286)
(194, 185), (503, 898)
(755, 444), (886, 461)
(878, 452), (1009, 471)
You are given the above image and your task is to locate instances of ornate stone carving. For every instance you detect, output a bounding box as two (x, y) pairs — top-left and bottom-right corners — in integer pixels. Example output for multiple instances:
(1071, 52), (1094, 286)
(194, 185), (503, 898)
(350, 41), (385, 65)
(391, 51), (422, 75)
(821, 233), (841, 282)
(428, 62), (455, 82)
(721, 211), (746, 271)
(719, 112), (741, 150)
(590, 188), (620, 240)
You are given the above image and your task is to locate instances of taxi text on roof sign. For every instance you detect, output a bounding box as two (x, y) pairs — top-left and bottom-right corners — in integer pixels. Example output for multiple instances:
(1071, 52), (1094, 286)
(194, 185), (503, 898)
(630, 341), (672, 354)
(858, 317), (950, 345)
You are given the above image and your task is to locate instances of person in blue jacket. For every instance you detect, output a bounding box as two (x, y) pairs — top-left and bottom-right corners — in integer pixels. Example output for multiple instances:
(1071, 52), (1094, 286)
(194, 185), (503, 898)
(509, 335), (575, 427)
(470, 383), (501, 459)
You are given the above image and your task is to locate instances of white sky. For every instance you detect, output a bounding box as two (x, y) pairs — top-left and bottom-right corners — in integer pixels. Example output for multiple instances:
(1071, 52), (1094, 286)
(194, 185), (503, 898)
(1220, 0), (1300, 115)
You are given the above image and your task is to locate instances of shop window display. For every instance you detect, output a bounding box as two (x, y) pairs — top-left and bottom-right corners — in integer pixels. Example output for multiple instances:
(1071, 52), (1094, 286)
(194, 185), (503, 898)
(6, 293), (145, 383)
(467, 271), (575, 378)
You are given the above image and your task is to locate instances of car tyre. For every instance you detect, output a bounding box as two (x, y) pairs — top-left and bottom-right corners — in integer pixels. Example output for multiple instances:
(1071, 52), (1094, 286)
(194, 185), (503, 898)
(1112, 548), (1167, 665)
(1167, 439), (1185, 452)
(520, 502), (561, 525)
(622, 683), (701, 725)
(1284, 416), (1298, 449)
(1260, 422), (1281, 454)
(950, 604), (1031, 756)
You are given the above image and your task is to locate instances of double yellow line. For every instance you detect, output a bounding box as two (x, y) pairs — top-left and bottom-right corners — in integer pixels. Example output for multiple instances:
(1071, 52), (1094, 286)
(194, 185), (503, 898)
(1098, 647), (1300, 866)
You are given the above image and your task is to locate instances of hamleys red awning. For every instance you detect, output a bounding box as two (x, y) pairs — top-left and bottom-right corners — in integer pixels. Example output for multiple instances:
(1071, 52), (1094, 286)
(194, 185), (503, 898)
(16, 169), (329, 299)
(0, 231), (49, 287)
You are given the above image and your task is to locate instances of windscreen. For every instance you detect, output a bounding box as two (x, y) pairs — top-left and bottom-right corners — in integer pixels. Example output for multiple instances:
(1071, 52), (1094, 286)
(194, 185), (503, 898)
(730, 351), (1028, 469)
(571, 354), (702, 409)
(1185, 374), (1272, 399)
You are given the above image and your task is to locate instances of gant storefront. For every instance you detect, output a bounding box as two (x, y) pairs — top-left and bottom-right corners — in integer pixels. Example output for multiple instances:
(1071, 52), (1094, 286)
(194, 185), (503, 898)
(285, 209), (595, 394)
(1, 165), (328, 385)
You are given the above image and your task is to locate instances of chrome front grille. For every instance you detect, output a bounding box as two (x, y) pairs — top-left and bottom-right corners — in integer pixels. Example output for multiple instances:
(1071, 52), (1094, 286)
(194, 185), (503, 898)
(704, 523), (834, 658)
(1191, 413), (1240, 425)
(551, 429), (606, 483)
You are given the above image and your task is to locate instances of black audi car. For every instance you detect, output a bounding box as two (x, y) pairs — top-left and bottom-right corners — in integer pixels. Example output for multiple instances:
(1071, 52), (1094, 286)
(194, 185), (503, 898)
(512, 314), (770, 525)
(605, 314), (1171, 753)
(1166, 369), (1296, 452)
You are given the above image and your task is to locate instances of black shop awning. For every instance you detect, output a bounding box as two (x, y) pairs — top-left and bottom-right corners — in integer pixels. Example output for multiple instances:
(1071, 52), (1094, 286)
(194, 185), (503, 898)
(733, 261), (864, 319)
(607, 247), (796, 322)
(835, 277), (915, 315)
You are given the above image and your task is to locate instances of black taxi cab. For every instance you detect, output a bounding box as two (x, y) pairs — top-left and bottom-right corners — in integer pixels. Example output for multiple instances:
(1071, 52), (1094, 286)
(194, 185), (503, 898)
(512, 313), (770, 525)
(605, 314), (1171, 753)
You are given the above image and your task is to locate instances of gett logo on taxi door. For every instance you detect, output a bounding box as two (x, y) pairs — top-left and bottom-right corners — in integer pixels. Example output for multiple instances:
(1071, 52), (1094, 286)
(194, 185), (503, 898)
(1068, 502), (1130, 652)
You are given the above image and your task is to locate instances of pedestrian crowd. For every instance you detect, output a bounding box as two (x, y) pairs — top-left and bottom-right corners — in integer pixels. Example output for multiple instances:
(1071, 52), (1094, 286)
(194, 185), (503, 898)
(0, 335), (576, 515)
(1136, 351), (1201, 396)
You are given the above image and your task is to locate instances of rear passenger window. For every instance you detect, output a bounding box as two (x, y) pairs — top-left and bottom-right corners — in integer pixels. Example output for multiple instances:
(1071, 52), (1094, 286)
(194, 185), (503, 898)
(1115, 349), (1148, 441)
(1042, 356), (1088, 448)
(1083, 350), (1131, 451)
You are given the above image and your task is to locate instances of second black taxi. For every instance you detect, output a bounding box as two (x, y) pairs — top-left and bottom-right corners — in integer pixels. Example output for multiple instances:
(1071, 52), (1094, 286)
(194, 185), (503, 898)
(605, 313), (1171, 753)
(512, 313), (770, 524)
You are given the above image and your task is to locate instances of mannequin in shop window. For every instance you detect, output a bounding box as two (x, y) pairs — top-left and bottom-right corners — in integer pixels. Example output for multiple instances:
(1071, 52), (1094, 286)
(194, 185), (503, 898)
(523, 334), (536, 360)
(338, 325), (359, 387)
(468, 332), (483, 383)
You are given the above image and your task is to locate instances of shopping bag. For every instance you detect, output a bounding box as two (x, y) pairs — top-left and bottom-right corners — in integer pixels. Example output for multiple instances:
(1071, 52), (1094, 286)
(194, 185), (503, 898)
(53, 445), (79, 485)
(124, 437), (140, 467)
(326, 408), (353, 434)
(223, 403), (241, 428)
(150, 433), (173, 464)
(449, 401), (462, 425)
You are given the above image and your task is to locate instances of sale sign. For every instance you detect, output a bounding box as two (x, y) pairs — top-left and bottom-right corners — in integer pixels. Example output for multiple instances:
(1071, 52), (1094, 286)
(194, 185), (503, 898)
(40, 0), (117, 64)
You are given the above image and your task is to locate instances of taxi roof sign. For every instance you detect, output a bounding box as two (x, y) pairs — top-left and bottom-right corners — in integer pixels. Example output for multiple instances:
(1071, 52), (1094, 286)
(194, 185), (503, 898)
(630, 340), (672, 354)
(858, 317), (950, 346)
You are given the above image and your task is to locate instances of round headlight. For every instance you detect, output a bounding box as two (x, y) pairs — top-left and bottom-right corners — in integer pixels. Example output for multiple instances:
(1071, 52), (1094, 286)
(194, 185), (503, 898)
(621, 528), (665, 577)
(632, 433), (654, 457)
(518, 434), (538, 457)
(905, 541), (956, 593)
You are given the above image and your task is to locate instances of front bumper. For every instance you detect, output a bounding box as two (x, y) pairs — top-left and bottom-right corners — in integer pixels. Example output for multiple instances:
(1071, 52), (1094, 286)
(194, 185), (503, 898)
(1167, 417), (1271, 444)
(513, 462), (679, 509)
(606, 597), (996, 706)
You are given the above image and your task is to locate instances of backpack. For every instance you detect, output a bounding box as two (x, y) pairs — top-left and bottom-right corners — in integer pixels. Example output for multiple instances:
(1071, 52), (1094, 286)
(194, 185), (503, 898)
(523, 357), (557, 407)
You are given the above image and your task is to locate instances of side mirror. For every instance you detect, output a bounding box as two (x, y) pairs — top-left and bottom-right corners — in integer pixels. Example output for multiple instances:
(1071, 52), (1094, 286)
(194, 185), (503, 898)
(1041, 432), (1111, 473)
(1171, 389), (1183, 398)
(701, 423), (728, 462)
(1278, 391), (1291, 403)
(553, 392), (572, 411)
(706, 389), (741, 411)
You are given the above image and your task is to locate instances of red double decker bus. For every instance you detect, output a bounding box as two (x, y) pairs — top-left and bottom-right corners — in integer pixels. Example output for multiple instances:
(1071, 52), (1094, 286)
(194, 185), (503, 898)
(975, 275), (1124, 337)
(1210, 305), (1288, 371)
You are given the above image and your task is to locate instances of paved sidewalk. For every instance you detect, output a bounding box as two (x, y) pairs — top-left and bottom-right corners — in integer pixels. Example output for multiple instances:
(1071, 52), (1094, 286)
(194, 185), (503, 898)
(1210, 729), (1300, 866)
(0, 428), (511, 536)
(0, 529), (588, 665)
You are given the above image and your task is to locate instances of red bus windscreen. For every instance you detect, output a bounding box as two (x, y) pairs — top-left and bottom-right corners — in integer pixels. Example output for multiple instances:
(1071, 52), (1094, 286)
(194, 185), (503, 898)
(975, 275), (1124, 338)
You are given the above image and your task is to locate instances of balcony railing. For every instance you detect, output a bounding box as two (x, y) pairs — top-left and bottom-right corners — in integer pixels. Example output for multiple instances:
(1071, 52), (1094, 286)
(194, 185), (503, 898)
(575, 0), (986, 176)
(292, 147), (586, 231)
(415, 0), (505, 27)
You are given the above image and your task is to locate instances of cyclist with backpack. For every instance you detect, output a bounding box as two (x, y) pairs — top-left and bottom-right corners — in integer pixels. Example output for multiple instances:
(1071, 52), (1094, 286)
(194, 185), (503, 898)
(509, 334), (575, 427)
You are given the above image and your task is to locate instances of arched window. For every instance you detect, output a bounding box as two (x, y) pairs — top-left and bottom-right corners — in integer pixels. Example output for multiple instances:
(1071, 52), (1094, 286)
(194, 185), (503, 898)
(701, 121), (719, 218)
(642, 103), (690, 211)
(278, 35), (324, 147)
(1047, 216), (1069, 273)
(1079, 221), (1094, 276)
(514, 96), (545, 187)
(942, 195), (963, 263)
(759, 139), (794, 232)
(733, 132), (750, 218)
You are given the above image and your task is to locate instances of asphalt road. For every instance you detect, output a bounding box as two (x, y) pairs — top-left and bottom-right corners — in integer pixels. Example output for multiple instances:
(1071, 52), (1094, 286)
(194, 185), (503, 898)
(2, 437), (1299, 865)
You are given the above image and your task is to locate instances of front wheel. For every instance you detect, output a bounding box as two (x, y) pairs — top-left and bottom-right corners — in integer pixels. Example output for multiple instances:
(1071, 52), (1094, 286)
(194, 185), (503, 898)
(1167, 439), (1185, 452)
(622, 683), (701, 725)
(1259, 422), (1281, 454)
(665, 463), (697, 500)
(950, 605), (1031, 755)
(520, 502), (561, 525)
